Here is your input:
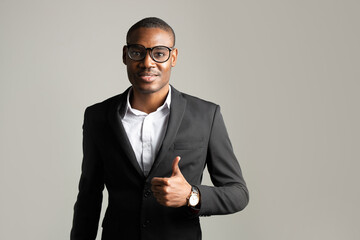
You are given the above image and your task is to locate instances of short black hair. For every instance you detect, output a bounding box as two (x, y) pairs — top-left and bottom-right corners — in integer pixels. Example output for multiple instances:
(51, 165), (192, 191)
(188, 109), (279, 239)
(126, 17), (176, 46)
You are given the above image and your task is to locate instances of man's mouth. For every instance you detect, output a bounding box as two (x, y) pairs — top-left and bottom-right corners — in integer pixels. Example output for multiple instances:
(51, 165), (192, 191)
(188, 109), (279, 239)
(138, 72), (159, 82)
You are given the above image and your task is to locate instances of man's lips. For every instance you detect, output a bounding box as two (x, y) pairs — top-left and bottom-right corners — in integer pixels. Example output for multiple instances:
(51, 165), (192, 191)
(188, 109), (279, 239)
(137, 72), (160, 81)
(138, 71), (159, 76)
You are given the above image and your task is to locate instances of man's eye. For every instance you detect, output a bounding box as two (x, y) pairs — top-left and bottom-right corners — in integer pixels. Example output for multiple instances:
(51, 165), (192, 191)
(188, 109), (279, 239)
(155, 52), (165, 57)
(154, 51), (167, 57)
(131, 51), (141, 56)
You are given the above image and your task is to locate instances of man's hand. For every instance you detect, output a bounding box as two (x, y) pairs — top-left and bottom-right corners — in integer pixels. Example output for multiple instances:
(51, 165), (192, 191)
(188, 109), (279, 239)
(151, 156), (191, 208)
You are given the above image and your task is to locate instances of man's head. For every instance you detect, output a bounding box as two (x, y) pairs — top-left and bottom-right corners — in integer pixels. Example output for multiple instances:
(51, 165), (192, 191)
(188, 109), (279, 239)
(123, 17), (178, 96)
(126, 17), (176, 46)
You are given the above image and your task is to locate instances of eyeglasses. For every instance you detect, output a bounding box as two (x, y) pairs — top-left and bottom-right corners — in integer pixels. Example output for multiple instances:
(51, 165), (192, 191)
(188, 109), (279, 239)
(126, 44), (174, 63)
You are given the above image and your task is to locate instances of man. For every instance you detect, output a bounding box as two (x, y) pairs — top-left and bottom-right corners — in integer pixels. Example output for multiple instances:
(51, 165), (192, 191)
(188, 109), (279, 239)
(71, 17), (249, 240)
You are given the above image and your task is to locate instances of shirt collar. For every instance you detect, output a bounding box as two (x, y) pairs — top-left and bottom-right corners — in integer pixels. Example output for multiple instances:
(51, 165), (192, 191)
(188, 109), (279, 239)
(122, 85), (171, 118)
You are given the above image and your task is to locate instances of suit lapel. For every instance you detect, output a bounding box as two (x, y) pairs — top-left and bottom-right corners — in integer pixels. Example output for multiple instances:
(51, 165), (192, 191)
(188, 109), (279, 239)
(108, 88), (145, 178)
(147, 87), (187, 179)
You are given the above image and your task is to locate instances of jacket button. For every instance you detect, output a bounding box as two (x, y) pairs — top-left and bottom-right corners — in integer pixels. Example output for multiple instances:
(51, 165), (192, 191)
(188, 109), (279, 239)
(144, 190), (151, 198)
(142, 220), (150, 228)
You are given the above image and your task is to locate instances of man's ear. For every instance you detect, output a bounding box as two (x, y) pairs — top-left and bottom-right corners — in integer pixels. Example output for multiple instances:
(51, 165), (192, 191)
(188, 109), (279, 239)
(171, 48), (178, 67)
(122, 45), (127, 65)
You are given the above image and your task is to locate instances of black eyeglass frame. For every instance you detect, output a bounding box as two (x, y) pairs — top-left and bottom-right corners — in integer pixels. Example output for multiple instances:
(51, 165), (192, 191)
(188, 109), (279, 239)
(126, 44), (174, 63)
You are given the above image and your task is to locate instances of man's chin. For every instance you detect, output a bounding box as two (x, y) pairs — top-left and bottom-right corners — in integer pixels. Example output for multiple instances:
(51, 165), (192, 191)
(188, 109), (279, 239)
(133, 82), (169, 95)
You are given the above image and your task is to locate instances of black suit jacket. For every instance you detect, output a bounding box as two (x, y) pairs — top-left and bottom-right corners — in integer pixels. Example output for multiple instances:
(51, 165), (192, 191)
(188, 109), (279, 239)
(71, 86), (249, 240)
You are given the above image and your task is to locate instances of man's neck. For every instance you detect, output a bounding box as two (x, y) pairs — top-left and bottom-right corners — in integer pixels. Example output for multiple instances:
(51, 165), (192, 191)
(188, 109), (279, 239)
(130, 85), (169, 114)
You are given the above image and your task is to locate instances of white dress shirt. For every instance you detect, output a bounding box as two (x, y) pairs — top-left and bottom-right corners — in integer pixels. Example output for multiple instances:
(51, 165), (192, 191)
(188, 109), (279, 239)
(121, 86), (171, 176)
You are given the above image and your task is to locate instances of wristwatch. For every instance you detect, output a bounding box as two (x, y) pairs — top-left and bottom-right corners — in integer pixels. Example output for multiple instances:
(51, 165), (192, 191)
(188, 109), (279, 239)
(187, 186), (200, 207)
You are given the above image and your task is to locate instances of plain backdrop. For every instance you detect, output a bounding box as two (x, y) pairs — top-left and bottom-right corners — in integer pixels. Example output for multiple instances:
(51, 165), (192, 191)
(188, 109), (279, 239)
(1, 0), (359, 239)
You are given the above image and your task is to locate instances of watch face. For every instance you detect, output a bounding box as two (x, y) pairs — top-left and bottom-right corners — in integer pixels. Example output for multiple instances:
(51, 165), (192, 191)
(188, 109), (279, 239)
(189, 195), (199, 206)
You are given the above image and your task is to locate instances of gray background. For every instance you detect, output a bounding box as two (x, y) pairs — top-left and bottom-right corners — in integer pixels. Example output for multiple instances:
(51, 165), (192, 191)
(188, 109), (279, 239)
(1, 0), (359, 239)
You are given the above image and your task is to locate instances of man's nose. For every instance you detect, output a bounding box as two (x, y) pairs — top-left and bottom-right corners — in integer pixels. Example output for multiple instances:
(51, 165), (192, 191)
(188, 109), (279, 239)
(141, 50), (156, 68)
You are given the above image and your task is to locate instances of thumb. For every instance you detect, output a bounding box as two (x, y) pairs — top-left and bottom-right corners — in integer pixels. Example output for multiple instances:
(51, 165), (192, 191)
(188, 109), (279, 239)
(171, 156), (181, 177)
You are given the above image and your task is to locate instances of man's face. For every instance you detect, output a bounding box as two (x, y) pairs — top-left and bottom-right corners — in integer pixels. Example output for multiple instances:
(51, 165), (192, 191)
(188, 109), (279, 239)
(123, 27), (178, 95)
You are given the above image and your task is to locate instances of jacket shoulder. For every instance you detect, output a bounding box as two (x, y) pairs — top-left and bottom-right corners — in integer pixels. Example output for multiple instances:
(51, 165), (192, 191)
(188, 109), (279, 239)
(180, 91), (219, 113)
(87, 94), (122, 110)
(83, 93), (125, 122)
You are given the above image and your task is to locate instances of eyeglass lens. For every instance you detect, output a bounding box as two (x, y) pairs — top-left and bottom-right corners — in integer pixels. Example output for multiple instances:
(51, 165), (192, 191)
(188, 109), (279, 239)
(128, 45), (171, 63)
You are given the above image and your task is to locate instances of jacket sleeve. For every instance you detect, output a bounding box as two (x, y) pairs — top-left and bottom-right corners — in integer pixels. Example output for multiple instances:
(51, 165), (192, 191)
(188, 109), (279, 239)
(70, 108), (104, 240)
(197, 105), (249, 216)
